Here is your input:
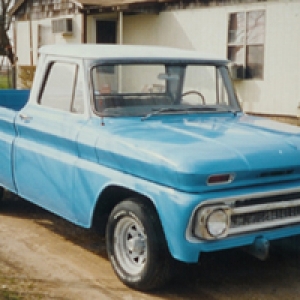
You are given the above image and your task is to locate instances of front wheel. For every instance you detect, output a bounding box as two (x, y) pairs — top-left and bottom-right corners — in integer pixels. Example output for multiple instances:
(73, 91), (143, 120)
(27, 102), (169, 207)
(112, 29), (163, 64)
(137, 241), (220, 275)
(106, 198), (173, 291)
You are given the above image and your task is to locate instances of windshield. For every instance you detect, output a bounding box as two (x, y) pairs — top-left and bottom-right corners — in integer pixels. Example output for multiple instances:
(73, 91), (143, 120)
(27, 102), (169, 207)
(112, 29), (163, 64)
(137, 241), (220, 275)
(91, 63), (241, 117)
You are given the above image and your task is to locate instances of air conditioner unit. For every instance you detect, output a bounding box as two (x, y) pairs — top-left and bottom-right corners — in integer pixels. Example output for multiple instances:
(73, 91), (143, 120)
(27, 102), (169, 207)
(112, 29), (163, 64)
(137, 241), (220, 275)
(51, 18), (73, 36)
(229, 63), (244, 80)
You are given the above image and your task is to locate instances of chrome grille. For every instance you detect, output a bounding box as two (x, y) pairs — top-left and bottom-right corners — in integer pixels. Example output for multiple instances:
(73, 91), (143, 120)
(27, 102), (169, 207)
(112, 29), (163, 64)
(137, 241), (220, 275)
(228, 196), (300, 236)
(231, 206), (300, 228)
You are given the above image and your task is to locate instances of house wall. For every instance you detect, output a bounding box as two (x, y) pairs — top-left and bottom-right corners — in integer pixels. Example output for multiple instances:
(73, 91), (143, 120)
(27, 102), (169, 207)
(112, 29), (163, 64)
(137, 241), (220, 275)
(15, 13), (82, 87)
(122, 1), (300, 117)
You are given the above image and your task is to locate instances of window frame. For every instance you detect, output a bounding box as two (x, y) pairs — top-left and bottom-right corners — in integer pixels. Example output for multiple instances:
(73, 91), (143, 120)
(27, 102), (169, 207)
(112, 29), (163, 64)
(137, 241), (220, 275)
(38, 60), (85, 114)
(90, 62), (242, 117)
(227, 10), (266, 80)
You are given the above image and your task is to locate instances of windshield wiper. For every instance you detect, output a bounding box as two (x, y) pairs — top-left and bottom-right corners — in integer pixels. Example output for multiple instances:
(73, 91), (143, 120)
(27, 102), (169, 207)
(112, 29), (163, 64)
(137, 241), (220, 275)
(141, 107), (193, 121)
(183, 106), (239, 116)
(141, 106), (239, 121)
(141, 106), (221, 121)
(214, 107), (239, 115)
(184, 106), (239, 114)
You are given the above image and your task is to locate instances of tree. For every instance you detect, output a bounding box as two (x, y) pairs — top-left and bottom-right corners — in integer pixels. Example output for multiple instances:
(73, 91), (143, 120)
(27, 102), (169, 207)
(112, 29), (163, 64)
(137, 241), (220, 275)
(0, 0), (15, 65)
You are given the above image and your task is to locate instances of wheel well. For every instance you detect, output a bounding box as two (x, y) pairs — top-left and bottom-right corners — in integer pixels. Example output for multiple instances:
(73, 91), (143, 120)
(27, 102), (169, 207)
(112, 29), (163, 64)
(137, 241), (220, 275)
(91, 185), (157, 236)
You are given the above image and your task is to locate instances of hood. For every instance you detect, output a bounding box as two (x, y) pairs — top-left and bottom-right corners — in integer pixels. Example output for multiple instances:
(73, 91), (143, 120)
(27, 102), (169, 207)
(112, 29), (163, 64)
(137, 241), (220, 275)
(94, 113), (300, 193)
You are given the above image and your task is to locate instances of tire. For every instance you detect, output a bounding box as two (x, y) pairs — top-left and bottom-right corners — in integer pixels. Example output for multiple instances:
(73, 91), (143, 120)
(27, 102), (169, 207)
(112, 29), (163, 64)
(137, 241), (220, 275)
(0, 187), (3, 201)
(106, 198), (173, 291)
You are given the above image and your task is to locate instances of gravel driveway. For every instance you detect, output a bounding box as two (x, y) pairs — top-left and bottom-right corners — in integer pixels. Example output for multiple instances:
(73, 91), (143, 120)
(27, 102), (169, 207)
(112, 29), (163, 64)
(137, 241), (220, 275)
(1, 192), (300, 300)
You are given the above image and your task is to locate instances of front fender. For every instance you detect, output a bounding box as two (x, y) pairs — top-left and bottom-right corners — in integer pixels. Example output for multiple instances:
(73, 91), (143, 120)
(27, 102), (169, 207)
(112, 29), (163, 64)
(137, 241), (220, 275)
(72, 158), (201, 262)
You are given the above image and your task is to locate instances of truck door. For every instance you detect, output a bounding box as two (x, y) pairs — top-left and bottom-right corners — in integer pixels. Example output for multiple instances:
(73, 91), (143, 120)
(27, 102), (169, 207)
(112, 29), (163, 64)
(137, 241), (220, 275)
(14, 59), (87, 221)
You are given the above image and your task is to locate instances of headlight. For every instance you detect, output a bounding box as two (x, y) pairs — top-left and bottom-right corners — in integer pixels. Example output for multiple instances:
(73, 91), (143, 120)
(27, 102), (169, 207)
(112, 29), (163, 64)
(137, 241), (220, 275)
(193, 206), (231, 240)
(206, 209), (229, 237)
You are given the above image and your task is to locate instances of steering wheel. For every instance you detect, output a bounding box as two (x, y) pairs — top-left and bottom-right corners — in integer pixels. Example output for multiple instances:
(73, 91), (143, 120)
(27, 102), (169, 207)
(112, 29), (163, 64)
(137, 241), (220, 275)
(182, 90), (205, 104)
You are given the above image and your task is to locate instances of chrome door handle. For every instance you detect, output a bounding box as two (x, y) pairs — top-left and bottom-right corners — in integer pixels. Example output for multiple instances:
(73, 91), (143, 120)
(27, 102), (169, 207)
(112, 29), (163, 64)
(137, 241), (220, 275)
(19, 114), (33, 122)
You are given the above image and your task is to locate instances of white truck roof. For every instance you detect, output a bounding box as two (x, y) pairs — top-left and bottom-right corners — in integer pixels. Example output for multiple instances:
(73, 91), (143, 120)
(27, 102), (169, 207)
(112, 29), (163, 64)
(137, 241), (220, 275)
(39, 44), (228, 65)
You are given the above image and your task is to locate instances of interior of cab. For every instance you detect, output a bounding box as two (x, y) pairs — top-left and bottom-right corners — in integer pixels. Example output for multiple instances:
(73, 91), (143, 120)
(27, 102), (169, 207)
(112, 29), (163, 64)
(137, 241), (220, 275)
(92, 63), (237, 116)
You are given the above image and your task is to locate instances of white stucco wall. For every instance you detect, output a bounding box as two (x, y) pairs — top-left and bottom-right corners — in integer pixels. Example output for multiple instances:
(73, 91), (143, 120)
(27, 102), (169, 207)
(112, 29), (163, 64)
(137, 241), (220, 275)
(122, 1), (300, 117)
(15, 13), (82, 66)
(14, 13), (82, 88)
(235, 1), (300, 117)
(123, 10), (227, 56)
(15, 21), (32, 65)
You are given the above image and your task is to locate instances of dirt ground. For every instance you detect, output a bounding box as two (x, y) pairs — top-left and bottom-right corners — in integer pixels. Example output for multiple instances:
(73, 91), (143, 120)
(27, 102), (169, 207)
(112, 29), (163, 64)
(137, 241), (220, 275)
(1, 192), (300, 300)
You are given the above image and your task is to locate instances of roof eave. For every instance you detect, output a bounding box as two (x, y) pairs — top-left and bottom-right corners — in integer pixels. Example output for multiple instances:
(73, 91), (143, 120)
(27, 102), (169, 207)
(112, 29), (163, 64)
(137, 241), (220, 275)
(10, 0), (83, 15)
(80, 4), (162, 15)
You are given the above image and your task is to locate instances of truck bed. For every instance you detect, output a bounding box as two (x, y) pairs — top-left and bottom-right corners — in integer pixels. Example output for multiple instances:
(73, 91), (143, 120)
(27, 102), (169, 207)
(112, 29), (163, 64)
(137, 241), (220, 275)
(0, 90), (30, 111)
(0, 89), (30, 192)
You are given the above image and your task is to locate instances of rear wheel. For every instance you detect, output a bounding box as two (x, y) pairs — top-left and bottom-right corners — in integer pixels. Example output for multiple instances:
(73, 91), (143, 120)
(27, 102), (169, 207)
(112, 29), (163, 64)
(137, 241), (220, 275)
(106, 198), (173, 291)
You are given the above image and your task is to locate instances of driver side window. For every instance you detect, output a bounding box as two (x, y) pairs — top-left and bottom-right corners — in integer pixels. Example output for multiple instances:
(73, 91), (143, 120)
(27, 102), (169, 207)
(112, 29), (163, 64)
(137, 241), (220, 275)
(39, 62), (84, 114)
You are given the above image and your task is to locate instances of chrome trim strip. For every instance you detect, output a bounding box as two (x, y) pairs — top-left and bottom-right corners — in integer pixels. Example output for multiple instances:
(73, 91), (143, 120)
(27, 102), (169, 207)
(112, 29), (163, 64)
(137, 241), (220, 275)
(231, 198), (300, 215)
(229, 216), (300, 236)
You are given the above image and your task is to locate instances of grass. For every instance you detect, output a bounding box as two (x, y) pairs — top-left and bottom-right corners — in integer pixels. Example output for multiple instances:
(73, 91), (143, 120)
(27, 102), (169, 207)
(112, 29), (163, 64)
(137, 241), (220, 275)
(0, 271), (44, 300)
(0, 290), (23, 300)
(0, 74), (11, 89)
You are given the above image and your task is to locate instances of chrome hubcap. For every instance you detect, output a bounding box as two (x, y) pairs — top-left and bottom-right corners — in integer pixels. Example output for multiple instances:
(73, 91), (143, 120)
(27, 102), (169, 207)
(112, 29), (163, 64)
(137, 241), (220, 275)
(114, 216), (147, 275)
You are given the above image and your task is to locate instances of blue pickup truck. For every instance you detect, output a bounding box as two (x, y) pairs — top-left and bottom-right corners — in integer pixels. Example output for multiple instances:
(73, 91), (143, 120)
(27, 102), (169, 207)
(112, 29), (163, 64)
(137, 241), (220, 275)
(1, 44), (300, 290)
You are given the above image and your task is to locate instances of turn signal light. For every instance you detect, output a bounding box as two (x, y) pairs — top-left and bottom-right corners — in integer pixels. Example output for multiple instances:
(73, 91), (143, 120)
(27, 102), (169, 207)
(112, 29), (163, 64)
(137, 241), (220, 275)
(207, 174), (234, 185)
